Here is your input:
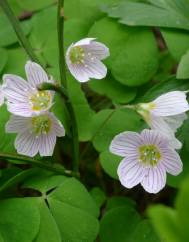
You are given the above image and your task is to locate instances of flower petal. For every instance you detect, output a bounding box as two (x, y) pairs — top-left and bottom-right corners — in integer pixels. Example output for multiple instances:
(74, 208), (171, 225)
(163, 113), (187, 133)
(3, 74), (30, 102)
(74, 38), (96, 46)
(161, 148), (183, 175)
(67, 64), (90, 82)
(6, 115), (31, 133)
(152, 91), (189, 116)
(141, 166), (166, 193)
(149, 115), (182, 150)
(141, 129), (169, 148)
(84, 41), (110, 60)
(118, 157), (145, 189)
(25, 61), (49, 86)
(39, 133), (56, 156)
(15, 131), (39, 157)
(83, 58), (107, 80)
(7, 102), (33, 117)
(110, 131), (143, 157)
(50, 113), (65, 137)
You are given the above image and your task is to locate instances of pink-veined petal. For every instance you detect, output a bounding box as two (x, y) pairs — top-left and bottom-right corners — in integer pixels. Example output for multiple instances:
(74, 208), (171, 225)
(25, 61), (49, 87)
(15, 131), (39, 157)
(84, 41), (110, 60)
(163, 113), (187, 133)
(39, 133), (56, 156)
(74, 38), (96, 46)
(161, 148), (183, 175)
(118, 157), (145, 189)
(141, 129), (169, 148)
(67, 64), (90, 82)
(152, 91), (189, 116)
(110, 131), (143, 157)
(49, 113), (65, 137)
(141, 166), (166, 194)
(6, 115), (31, 133)
(83, 58), (107, 80)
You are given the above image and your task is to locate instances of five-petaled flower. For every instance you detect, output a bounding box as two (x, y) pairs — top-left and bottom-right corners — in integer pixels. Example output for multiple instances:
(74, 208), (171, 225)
(3, 61), (54, 117)
(66, 38), (109, 82)
(137, 91), (189, 149)
(110, 129), (183, 193)
(6, 112), (65, 157)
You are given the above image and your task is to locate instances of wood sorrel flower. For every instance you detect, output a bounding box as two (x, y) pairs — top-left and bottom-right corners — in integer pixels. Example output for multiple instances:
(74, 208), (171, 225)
(137, 91), (189, 149)
(110, 129), (183, 194)
(6, 112), (65, 157)
(3, 61), (54, 117)
(66, 38), (109, 82)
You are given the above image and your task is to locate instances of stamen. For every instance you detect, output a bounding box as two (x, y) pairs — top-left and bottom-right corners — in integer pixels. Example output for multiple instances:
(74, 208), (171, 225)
(29, 91), (51, 111)
(139, 145), (161, 166)
(32, 114), (51, 135)
(69, 46), (85, 64)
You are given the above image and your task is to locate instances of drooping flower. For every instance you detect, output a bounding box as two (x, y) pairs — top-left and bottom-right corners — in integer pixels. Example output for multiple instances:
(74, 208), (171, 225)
(6, 112), (65, 157)
(137, 91), (189, 149)
(110, 129), (183, 194)
(3, 61), (54, 117)
(66, 38), (109, 82)
(0, 85), (5, 106)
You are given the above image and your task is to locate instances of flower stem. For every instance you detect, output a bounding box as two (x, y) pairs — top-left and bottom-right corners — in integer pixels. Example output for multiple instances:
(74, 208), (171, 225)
(57, 0), (80, 173)
(57, 0), (67, 87)
(0, 0), (39, 63)
(0, 152), (79, 178)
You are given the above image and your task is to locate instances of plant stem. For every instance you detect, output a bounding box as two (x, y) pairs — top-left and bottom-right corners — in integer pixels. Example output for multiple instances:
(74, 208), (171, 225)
(38, 82), (68, 99)
(57, 0), (67, 87)
(57, 0), (80, 173)
(0, 0), (39, 63)
(0, 152), (79, 178)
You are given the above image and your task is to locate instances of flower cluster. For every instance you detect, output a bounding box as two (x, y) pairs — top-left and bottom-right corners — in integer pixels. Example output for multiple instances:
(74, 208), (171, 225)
(110, 91), (189, 193)
(2, 61), (65, 157)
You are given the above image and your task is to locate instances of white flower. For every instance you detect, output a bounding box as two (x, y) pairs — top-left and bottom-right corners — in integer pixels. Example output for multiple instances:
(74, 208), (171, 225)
(137, 91), (189, 149)
(0, 85), (5, 106)
(66, 38), (109, 82)
(6, 112), (65, 157)
(3, 61), (54, 117)
(110, 129), (183, 194)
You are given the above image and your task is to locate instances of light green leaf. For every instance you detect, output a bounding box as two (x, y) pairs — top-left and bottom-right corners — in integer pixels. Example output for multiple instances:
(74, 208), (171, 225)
(49, 177), (99, 217)
(17, 0), (55, 11)
(48, 198), (99, 242)
(91, 109), (143, 152)
(89, 17), (158, 86)
(0, 48), (7, 74)
(0, 198), (40, 242)
(102, 0), (189, 30)
(99, 150), (121, 179)
(177, 49), (189, 79)
(161, 29), (189, 61)
(100, 206), (141, 242)
(0, 15), (31, 47)
(34, 199), (61, 242)
(88, 74), (137, 104)
(90, 187), (106, 209)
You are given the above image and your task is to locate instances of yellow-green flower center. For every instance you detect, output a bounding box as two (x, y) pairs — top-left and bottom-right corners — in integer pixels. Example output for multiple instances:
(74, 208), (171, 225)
(32, 114), (51, 135)
(139, 145), (161, 166)
(29, 91), (51, 111)
(69, 46), (85, 64)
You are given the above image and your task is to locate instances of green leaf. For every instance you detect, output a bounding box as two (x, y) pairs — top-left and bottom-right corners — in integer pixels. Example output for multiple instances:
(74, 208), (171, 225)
(88, 74), (137, 104)
(18, 0), (55, 11)
(48, 198), (99, 242)
(129, 220), (161, 242)
(102, 0), (189, 30)
(0, 198), (40, 242)
(138, 76), (189, 103)
(100, 206), (141, 242)
(34, 199), (61, 242)
(148, 205), (180, 242)
(89, 17), (158, 87)
(161, 29), (189, 61)
(49, 177), (99, 217)
(91, 109), (143, 152)
(99, 150), (121, 179)
(177, 49), (189, 79)
(0, 48), (7, 74)
(0, 15), (31, 47)
(106, 196), (136, 211)
(90, 187), (106, 209)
